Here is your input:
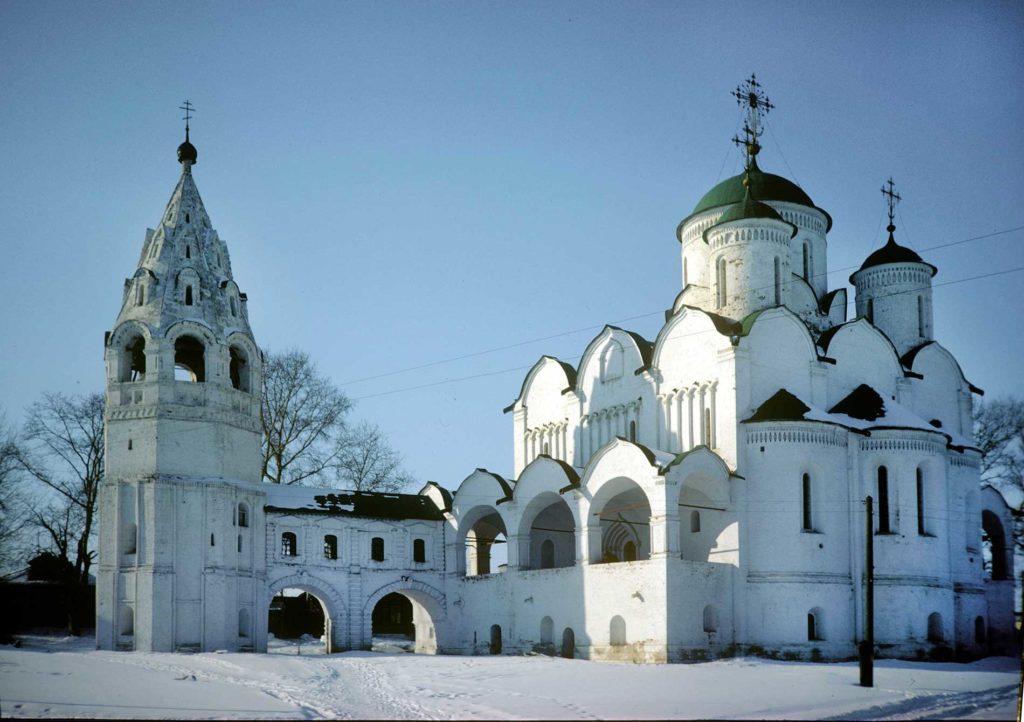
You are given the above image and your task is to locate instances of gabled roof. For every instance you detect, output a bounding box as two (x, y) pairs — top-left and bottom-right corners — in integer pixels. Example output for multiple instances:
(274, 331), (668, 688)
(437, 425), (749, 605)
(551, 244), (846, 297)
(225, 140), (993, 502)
(745, 389), (811, 422)
(264, 486), (446, 521)
(828, 384), (885, 421)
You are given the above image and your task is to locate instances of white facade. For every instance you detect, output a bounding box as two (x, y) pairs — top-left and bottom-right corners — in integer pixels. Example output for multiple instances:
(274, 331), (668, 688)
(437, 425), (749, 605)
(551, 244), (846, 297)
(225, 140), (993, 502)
(97, 113), (1015, 662)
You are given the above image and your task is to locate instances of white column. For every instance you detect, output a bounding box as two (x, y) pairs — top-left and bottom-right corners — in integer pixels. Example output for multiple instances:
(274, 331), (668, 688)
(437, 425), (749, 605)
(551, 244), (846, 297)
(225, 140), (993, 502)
(687, 389), (695, 450)
(709, 382), (718, 449)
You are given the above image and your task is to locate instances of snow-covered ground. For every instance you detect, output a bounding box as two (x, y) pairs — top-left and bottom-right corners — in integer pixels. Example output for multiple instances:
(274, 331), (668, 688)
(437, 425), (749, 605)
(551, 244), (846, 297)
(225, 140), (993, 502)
(1, 633), (1020, 720)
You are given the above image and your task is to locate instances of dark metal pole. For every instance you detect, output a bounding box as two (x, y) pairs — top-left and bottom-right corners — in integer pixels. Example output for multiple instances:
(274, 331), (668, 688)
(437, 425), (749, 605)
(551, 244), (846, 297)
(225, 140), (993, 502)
(860, 495), (874, 687)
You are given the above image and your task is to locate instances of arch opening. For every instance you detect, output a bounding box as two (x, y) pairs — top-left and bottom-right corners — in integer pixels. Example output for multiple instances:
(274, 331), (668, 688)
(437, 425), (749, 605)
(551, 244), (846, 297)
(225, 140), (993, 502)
(268, 588), (328, 654)
(230, 345), (250, 392)
(927, 612), (943, 643)
(173, 335), (205, 383)
(561, 627), (575, 658)
(371, 592), (415, 653)
(593, 479), (651, 564)
(981, 510), (1009, 580)
(119, 335), (147, 382)
(460, 508), (508, 576)
(521, 495), (575, 570)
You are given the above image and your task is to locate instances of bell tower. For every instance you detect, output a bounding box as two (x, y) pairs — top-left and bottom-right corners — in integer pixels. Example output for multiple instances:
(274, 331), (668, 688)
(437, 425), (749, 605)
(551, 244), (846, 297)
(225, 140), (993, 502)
(96, 104), (267, 652)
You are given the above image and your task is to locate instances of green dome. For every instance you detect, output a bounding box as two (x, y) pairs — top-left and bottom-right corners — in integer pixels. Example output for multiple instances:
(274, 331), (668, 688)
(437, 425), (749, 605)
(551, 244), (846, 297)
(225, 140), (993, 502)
(702, 188), (797, 241)
(687, 158), (831, 232)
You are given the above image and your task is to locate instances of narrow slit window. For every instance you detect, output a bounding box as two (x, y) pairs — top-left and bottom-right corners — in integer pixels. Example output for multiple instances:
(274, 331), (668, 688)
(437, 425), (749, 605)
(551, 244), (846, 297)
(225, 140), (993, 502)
(802, 473), (813, 531)
(916, 468), (925, 535)
(773, 257), (781, 305)
(185, 286), (193, 306)
(877, 466), (890, 533)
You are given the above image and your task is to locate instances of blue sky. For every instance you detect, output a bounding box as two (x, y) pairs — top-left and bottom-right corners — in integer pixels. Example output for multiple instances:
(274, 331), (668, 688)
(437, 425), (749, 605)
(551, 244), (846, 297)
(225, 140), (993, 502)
(2, 1), (1022, 488)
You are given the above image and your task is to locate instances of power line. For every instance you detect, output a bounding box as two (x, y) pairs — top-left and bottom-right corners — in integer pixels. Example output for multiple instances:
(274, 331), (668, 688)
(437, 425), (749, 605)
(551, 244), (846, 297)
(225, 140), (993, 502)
(352, 262), (1024, 401)
(341, 224), (1024, 392)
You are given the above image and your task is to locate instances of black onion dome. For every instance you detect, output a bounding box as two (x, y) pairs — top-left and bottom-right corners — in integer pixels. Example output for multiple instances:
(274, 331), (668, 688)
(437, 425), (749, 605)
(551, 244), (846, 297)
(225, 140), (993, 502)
(853, 234), (937, 281)
(177, 130), (198, 165)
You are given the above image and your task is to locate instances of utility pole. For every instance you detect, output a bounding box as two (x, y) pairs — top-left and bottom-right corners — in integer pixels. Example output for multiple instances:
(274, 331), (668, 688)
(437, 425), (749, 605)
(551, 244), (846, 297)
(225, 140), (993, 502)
(859, 495), (874, 687)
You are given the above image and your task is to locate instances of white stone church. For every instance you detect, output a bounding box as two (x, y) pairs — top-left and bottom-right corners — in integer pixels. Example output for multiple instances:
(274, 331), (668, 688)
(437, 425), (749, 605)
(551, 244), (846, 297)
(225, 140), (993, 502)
(96, 80), (1016, 662)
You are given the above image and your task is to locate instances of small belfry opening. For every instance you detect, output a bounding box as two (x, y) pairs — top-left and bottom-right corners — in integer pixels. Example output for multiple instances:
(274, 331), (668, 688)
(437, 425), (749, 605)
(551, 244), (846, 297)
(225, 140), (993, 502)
(119, 335), (147, 382)
(173, 335), (205, 382)
(229, 345), (250, 392)
(268, 588), (329, 654)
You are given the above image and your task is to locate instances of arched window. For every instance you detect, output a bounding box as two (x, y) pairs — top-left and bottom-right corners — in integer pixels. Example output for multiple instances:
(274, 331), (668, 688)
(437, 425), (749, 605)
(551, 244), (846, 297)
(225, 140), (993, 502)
(236, 503), (249, 528)
(690, 510), (701, 533)
(703, 605), (718, 633)
(185, 285), (194, 306)
(807, 608), (823, 640)
(802, 473), (813, 531)
(281, 532), (297, 557)
(609, 615), (626, 646)
(927, 612), (943, 642)
(974, 616), (986, 644)
(324, 534), (338, 560)
(371, 536), (385, 561)
(238, 608), (250, 638)
(540, 616), (554, 645)
(490, 624), (502, 654)
(877, 466), (890, 533)
(540, 539), (555, 569)
(230, 346), (250, 392)
(135, 283), (145, 306)
(185, 244), (191, 259)
(230, 295), (238, 317)
(174, 335), (205, 382)
(773, 257), (781, 305)
(629, 420), (636, 442)
(916, 468), (925, 535)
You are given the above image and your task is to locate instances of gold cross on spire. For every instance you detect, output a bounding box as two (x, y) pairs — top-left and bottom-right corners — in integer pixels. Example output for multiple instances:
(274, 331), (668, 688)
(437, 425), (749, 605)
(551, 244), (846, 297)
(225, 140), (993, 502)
(731, 74), (774, 167)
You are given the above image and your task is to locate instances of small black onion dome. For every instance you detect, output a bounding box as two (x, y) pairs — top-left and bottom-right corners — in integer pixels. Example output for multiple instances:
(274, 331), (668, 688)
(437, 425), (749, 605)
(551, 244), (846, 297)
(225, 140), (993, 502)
(177, 129), (197, 165)
(851, 226), (937, 281)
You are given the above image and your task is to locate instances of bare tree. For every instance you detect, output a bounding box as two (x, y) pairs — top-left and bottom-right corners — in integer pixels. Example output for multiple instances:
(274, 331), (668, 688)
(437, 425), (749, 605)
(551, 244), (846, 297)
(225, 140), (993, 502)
(0, 411), (30, 575)
(15, 392), (104, 634)
(261, 349), (353, 485)
(974, 397), (1024, 552)
(333, 421), (415, 493)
